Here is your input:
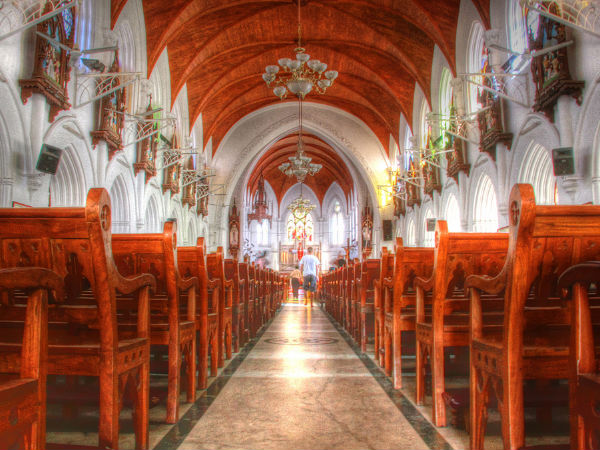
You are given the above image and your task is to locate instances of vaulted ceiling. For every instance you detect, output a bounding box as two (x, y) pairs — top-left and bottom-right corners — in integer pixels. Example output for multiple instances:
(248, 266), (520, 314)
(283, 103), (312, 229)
(112, 0), (491, 156)
(247, 133), (354, 206)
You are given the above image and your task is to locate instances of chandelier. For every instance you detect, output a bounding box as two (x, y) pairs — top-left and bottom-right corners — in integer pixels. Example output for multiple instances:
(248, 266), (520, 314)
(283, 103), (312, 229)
(262, 0), (338, 99)
(278, 98), (322, 182)
(288, 195), (315, 221)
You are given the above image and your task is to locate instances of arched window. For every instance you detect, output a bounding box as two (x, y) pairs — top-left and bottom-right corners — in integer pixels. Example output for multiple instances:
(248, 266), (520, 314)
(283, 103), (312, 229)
(419, 100), (431, 150)
(406, 218), (416, 247)
(507, 0), (538, 72)
(518, 142), (555, 205)
(439, 68), (453, 146)
(508, 0), (528, 54)
(467, 22), (485, 113)
(330, 201), (345, 246)
(423, 208), (435, 247)
(443, 194), (462, 232)
(287, 212), (314, 243)
(403, 128), (414, 172)
(472, 174), (499, 232)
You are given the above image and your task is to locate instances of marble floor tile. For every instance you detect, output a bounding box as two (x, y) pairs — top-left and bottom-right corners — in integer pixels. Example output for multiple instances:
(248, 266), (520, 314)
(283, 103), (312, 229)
(179, 305), (429, 450)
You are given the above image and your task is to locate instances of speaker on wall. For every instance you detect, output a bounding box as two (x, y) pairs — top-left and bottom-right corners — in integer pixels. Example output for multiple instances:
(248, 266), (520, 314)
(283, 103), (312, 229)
(36, 144), (63, 175)
(426, 218), (437, 232)
(383, 220), (393, 241)
(552, 147), (575, 176)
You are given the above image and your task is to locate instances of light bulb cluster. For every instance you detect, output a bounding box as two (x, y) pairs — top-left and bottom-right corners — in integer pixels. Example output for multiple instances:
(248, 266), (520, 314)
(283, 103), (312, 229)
(278, 139), (322, 183)
(263, 47), (338, 99)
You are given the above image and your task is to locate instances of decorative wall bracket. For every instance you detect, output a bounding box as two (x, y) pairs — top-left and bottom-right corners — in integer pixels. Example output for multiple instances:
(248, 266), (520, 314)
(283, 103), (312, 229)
(75, 70), (139, 109)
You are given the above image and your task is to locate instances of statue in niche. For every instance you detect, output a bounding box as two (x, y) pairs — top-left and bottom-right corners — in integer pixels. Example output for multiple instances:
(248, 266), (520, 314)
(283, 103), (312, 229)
(528, 4), (584, 121)
(182, 158), (197, 208)
(361, 205), (373, 258)
(133, 99), (159, 182)
(162, 133), (181, 196)
(91, 52), (126, 159)
(477, 48), (513, 160)
(229, 200), (240, 260)
(20, 0), (76, 122)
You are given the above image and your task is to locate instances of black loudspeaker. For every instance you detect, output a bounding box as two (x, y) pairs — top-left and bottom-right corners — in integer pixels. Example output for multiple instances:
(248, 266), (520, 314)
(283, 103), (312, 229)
(36, 144), (63, 175)
(383, 220), (393, 241)
(552, 147), (575, 176)
(426, 218), (437, 232)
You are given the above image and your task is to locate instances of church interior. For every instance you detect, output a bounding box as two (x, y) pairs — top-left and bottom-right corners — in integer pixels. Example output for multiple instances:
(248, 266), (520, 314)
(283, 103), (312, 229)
(1, 0), (600, 449)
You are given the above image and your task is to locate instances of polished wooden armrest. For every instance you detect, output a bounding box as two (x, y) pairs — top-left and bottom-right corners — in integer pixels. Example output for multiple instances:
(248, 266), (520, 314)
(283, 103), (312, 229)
(382, 276), (394, 288)
(0, 267), (66, 301)
(414, 275), (434, 292)
(465, 269), (507, 295)
(207, 278), (220, 289)
(557, 261), (600, 293)
(179, 275), (199, 292)
(114, 270), (157, 295)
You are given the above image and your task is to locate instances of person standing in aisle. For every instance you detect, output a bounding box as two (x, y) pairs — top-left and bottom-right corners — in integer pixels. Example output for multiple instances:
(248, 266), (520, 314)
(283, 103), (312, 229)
(289, 265), (302, 302)
(299, 247), (320, 307)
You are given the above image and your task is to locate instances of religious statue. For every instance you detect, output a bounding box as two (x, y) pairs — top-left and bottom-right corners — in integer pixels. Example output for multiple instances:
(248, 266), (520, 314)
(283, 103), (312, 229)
(528, 5), (584, 121)
(20, 0), (77, 122)
(91, 52), (126, 159)
(361, 205), (373, 258)
(229, 200), (241, 260)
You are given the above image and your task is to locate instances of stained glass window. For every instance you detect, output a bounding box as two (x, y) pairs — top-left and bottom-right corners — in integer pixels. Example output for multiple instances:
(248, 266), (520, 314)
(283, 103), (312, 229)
(287, 212), (313, 243)
(62, 7), (74, 39)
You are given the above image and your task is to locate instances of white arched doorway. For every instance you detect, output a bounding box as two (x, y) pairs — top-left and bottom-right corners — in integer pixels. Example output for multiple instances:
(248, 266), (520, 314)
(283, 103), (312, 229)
(518, 142), (555, 205)
(443, 193), (462, 232)
(472, 174), (499, 232)
(50, 144), (87, 207)
(109, 175), (131, 233)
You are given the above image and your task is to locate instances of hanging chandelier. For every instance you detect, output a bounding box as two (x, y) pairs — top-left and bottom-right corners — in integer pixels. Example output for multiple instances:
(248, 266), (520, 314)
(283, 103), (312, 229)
(288, 195), (315, 221)
(278, 97), (322, 182)
(262, 0), (338, 99)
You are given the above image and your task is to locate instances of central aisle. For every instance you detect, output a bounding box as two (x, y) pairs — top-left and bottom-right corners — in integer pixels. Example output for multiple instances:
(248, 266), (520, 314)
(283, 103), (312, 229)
(179, 305), (430, 450)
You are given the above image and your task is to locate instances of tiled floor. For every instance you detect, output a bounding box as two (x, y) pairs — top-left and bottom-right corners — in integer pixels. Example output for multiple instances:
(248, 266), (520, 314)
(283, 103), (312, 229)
(178, 304), (430, 450)
(47, 303), (571, 450)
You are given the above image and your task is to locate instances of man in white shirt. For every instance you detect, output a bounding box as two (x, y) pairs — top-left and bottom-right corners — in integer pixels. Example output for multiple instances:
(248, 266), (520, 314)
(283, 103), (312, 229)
(299, 247), (320, 307)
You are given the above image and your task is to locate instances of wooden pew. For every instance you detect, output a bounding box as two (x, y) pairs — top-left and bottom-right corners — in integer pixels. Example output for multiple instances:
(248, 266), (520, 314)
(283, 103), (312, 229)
(207, 248), (233, 366)
(0, 188), (155, 449)
(358, 259), (381, 352)
(0, 268), (64, 450)
(112, 219), (198, 424)
(225, 259), (243, 352)
(382, 239), (434, 389)
(345, 262), (357, 335)
(177, 237), (220, 388)
(349, 260), (361, 340)
(257, 268), (267, 325)
(415, 220), (508, 427)
(374, 248), (393, 365)
(465, 184), (600, 450)
(558, 261), (600, 450)
(241, 262), (255, 340)
(238, 262), (250, 345)
(248, 264), (258, 337)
